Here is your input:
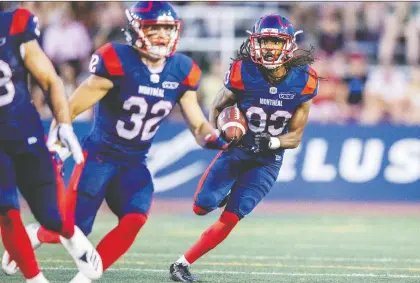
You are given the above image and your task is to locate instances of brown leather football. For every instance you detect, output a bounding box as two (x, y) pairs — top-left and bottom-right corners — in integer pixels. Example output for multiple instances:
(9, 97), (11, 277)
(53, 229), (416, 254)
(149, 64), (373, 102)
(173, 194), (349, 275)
(217, 106), (248, 142)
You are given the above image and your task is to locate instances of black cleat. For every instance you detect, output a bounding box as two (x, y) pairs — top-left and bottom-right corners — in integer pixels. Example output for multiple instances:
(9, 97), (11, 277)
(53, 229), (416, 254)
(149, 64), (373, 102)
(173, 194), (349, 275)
(169, 263), (199, 282)
(218, 192), (230, 208)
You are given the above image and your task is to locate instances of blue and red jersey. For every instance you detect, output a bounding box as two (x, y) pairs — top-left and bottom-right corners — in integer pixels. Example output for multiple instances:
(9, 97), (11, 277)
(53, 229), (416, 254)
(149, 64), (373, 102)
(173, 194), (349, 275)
(85, 42), (201, 162)
(0, 8), (42, 138)
(224, 59), (319, 163)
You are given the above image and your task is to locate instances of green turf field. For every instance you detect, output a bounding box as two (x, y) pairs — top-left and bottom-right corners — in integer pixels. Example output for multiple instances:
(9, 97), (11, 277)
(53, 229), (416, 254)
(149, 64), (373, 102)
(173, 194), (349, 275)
(2, 210), (420, 283)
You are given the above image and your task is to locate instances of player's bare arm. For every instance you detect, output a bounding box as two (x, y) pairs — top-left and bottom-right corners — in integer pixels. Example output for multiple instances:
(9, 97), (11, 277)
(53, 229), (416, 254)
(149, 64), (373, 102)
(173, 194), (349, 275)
(23, 39), (84, 163)
(49, 74), (113, 131)
(69, 75), (113, 121)
(179, 90), (227, 149)
(209, 86), (238, 128)
(23, 39), (70, 125)
(274, 100), (312, 149)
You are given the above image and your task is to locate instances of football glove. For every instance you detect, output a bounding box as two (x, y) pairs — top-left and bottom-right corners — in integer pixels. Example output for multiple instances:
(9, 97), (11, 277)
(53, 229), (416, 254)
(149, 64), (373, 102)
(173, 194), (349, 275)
(203, 130), (229, 150)
(47, 124), (84, 164)
(249, 132), (271, 154)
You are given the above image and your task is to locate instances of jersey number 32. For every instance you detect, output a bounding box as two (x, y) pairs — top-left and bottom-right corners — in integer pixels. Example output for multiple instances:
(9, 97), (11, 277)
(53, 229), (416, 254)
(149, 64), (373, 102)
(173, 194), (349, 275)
(116, 96), (172, 141)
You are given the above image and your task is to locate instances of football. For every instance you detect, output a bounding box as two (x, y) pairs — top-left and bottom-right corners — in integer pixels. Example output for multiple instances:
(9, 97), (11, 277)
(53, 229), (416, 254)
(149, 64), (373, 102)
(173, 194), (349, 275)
(217, 106), (248, 142)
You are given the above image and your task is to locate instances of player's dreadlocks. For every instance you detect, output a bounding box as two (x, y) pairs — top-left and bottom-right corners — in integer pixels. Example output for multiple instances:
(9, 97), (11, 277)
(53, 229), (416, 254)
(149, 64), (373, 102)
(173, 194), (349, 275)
(232, 38), (318, 85)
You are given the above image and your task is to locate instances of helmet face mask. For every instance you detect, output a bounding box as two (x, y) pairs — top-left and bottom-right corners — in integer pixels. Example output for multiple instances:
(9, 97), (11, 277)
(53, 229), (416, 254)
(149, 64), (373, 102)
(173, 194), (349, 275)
(249, 14), (299, 69)
(125, 2), (181, 59)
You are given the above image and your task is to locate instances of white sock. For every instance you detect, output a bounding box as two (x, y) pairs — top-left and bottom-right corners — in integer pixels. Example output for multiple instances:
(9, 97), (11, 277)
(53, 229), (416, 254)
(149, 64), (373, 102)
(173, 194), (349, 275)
(26, 272), (49, 283)
(70, 272), (92, 283)
(176, 255), (190, 266)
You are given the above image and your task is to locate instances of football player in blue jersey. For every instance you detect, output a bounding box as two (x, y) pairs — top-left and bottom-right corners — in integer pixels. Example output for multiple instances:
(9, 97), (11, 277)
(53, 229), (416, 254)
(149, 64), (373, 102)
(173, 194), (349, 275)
(170, 14), (319, 282)
(0, 7), (103, 283)
(2, 2), (228, 283)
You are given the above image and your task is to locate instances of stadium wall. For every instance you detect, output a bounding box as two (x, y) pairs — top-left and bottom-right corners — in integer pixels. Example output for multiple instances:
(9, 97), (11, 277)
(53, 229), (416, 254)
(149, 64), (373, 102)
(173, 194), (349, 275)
(45, 121), (420, 202)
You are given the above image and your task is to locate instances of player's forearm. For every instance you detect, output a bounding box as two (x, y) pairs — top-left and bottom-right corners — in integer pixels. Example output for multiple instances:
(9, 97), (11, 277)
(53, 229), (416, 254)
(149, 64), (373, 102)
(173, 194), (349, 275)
(209, 87), (238, 128)
(209, 108), (220, 128)
(49, 83), (94, 133)
(209, 99), (232, 128)
(274, 131), (303, 149)
(47, 76), (71, 125)
(192, 120), (217, 147)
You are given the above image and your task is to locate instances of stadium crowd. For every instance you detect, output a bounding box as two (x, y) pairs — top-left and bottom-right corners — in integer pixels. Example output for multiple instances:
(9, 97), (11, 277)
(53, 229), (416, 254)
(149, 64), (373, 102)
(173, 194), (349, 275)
(2, 1), (420, 125)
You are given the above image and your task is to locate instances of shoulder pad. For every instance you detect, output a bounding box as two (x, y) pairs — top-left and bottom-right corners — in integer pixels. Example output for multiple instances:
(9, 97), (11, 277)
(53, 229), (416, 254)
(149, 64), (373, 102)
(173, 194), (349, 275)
(90, 43), (124, 78)
(175, 53), (202, 90)
(9, 8), (40, 42)
(301, 66), (318, 95)
(224, 60), (245, 91)
(298, 66), (319, 104)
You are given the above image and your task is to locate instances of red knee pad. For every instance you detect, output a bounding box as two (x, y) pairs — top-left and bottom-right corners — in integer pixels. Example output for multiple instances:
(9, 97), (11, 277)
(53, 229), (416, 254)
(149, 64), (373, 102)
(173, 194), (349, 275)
(219, 211), (240, 228)
(193, 204), (210, 216)
(119, 213), (147, 237)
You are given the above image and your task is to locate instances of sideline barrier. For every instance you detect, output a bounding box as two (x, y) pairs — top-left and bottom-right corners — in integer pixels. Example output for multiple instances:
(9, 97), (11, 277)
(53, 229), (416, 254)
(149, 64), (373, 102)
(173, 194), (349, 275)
(45, 121), (420, 202)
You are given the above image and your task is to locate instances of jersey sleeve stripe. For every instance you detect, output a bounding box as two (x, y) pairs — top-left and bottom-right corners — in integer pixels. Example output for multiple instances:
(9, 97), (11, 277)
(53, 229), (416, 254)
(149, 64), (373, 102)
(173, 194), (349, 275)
(230, 60), (245, 90)
(301, 67), (318, 95)
(9, 8), (31, 36)
(97, 43), (124, 76)
(182, 61), (201, 88)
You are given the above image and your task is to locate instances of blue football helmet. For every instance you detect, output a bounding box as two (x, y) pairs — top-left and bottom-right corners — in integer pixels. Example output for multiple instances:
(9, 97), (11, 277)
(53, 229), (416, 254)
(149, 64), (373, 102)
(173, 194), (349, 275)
(125, 1), (181, 59)
(249, 14), (302, 69)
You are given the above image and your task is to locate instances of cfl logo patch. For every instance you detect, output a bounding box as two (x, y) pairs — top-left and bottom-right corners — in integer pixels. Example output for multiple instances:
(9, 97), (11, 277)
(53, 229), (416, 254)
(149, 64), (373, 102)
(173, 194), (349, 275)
(162, 81), (179, 89)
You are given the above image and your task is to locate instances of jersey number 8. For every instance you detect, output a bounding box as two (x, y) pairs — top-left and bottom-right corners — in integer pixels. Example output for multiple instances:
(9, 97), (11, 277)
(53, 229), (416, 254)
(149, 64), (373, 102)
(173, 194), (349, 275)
(0, 60), (15, 107)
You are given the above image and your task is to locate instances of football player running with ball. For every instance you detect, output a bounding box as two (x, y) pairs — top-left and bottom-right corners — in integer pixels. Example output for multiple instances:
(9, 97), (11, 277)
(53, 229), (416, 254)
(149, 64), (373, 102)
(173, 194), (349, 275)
(170, 14), (319, 282)
(2, 2), (227, 283)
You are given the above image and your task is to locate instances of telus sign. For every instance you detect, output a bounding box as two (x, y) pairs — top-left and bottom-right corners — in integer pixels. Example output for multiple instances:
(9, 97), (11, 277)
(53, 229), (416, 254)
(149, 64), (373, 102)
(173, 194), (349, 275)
(279, 138), (420, 184)
(64, 122), (420, 201)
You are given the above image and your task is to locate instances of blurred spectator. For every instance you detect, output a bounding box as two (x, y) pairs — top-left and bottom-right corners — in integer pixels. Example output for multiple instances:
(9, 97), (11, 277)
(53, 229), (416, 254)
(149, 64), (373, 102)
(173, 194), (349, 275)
(405, 66), (420, 125)
(342, 3), (385, 43)
(378, 3), (420, 65)
(308, 56), (346, 124)
(60, 63), (92, 120)
(92, 2), (127, 49)
(43, 3), (92, 67)
(340, 54), (369, 123)
(363, 3), (387, 41)
(317, 6), (345, 56)
(71, 2), (96, 33)
(198, 58), (225, 111)
(361, 63), (409, 125)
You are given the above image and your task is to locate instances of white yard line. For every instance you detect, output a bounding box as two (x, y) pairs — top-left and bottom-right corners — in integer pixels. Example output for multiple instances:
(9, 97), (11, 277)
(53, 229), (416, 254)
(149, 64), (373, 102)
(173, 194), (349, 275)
(119, 253), (420, 263)
(41, 267), (420, 278)
(36, 251), (420, 263)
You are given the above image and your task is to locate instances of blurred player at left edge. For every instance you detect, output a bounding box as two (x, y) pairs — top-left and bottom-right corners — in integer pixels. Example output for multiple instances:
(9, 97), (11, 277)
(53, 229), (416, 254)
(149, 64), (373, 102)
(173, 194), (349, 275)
(0, 6), (103, 283)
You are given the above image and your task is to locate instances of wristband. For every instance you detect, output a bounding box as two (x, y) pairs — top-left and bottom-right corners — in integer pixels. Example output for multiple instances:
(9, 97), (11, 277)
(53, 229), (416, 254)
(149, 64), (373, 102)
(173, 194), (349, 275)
(269, 137), (281, 150)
